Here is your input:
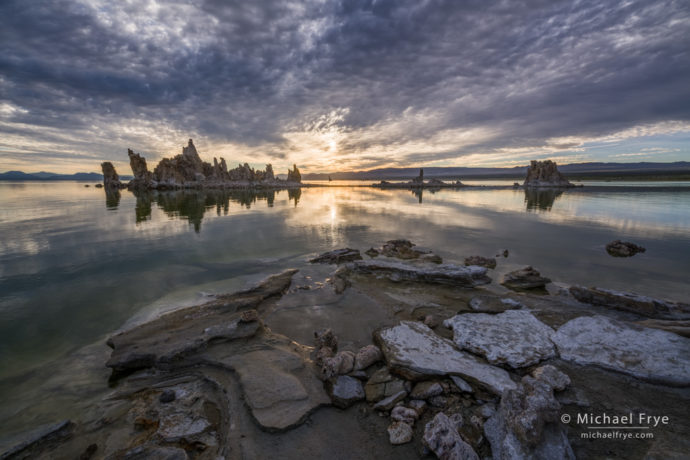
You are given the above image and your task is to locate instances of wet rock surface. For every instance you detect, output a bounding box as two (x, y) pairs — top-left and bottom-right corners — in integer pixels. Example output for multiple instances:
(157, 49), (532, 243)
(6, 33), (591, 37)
(444, 310), (557, 368)
(310, 248), (363, 264)
(464, 255), (496, 269)
(605, 240), (646, 257)
(569, 285), (690, 319)
(353, 259), (490, 287)
(501, 266), (551, 291)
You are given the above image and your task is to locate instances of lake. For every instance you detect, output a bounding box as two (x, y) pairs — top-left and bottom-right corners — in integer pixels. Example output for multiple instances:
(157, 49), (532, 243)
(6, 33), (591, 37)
(1, 180), (689, 443)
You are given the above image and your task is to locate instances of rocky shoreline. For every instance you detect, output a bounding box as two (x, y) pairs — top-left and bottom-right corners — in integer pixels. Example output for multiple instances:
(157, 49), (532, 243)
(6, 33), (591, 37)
(3, 240), (689, 459)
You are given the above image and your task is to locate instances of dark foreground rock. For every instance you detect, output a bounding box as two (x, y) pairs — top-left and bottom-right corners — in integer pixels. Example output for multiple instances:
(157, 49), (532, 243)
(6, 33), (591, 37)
(501, 266), (550, 291)
(100, 162), (124, 189)
(569, 286), (690, 319)
(605, 240), (646, 257)
(464, 255), (496, 269)
(352, 259), (490, 287)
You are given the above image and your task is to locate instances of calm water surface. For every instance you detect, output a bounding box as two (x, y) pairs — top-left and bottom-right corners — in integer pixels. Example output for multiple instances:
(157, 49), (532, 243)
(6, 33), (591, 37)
(0, 181), (689, 441)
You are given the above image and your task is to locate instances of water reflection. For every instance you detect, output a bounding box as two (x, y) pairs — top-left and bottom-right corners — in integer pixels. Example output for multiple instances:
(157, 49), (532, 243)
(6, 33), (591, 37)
(524, 188), (564, 211)
(105, 189), (121, 209)
(128, 189), (301, 232)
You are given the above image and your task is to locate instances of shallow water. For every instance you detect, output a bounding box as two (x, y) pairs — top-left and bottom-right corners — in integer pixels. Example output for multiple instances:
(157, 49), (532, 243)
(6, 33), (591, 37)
(0, 181), (689, 441)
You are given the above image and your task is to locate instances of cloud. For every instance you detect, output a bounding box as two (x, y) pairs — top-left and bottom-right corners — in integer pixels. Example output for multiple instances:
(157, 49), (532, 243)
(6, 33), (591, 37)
(0, 0), (689, 173)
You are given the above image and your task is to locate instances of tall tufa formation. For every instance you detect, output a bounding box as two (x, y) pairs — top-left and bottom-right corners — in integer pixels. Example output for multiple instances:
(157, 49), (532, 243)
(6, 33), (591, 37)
(287, 164), (301, 183)
(127, 149), (153, 190)
(523, 160), (573, 188)
(101, 162), (124, 189)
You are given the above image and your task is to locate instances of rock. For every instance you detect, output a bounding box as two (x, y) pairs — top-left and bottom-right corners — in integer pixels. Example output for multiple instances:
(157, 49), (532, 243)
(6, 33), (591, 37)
(635, 319), (690, 338)
(501, 266), (551, 290)
(408, 399), (427, 416)
(410, 381), (444, 399)
(423, 314), (441, 329)
(314, 328), (338, 359)
(287, 164), (302, 183)
(464, 256), (496, 269)
(523, 160), (573, 187)
(331, 266), (351, 294)
(423, 412), (480, 460)
(387, 421), (414, 445)
(326, 375), (365, 408)
(0, 420), (75, 460)
(444, 310), (557, 368)
(101, 162), (124, 189)
(530, 365), (570, 391)
(353, 344), (382, 370)
(381, 239), (433, 260)
(310, 248), (363, 264)
(127, 149), (153, 189)
(605, 240), (646, 257)
(552, 315), (690, 386)
(429, 395), (448, 408)
(321, 351), (355, 380)
(365, 247), (379, 257)
(468, 295), (524, 313)
(353, 259), (491, 287)
(420, 253), (444, 264)
(373, 390), (408, 411)
(113, 445), (189, 459)
(391, 406), (419, 425)
(159, 389), (176, 403)
(569, 286), (690, 320)
(484, 369), (575, 460)
(364, 368), (407, 403)
(239, 309), (259, 323)
(450, 376), (473, 393)
(374, 321), (517, 395)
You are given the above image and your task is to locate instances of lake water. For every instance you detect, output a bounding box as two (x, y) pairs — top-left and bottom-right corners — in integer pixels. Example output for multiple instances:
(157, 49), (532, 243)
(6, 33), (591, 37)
(1, 180), (689, 442)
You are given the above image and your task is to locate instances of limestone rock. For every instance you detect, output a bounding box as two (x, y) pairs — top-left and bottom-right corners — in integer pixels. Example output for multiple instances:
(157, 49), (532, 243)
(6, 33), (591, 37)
(374, 321), (517, 395)
(501, 266), (551, 290)
(423, 412), (480, 460)
(101, 162), (124, 189)
(326, 375), (365, 409)
(569, 286), (690, 320)
(484, 371), (574, 460)
(388, 421), (414, 445)
(353, 344), (382, 371)
(373, 390), (407, 411)
(530, 365), (570, 391)
(464, 255), (497, 269)
(310, 248), (363, 264)
(410, 381), (444, 400)
(450, 376), (473, 393)
(552, 315), (690, 386)
(635, 319), (690, 338)
(468, 295), (524, 313)
(287, 164), (301, 183)
(605, 240), (646, 257)
(444, 310), (557, 368)
(127, 149), (153, 189)
(321, 351), (355, 380)
(364, 368), (407, 403)
(353, 259), (490, 287)
(523, 160), (573, 188)
(391, 406), (419, 425)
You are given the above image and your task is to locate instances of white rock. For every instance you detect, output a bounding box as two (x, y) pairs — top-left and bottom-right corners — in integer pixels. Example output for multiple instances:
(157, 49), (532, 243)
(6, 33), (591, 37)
(444, 310), (557, 368)
(552, 315), (690, 386)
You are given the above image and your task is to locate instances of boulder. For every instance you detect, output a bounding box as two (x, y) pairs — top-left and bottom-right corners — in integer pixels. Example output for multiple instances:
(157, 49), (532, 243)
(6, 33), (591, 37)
(605, 240), (646, 257)
(387, 421), (414, 445)
(352, 260), (490, 287)
(569, 286), (690, 320)
(374, 321), (517, 395)
(523, 160), (573, 187)
(310, 248), (363, 264)
(464, 256), (497, 269)
(444, 310), (557, 368)
(484, 370), (574, 460)
(552, 315), (690, 386)
(501, 266), (550, 290)
(423, 412), (480, 460)
(468, 295), (524, 313)
(325, 375), (365, 409)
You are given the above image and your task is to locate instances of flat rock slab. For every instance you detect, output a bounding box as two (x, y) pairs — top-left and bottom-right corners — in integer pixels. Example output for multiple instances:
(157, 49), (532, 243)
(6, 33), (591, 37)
(374, 321), (517, 395)
(310, 248), (362, 264)
(501, 266), (550, 291)
(569, 286), (690, 320)
(552, 315), (690, 386)
(444, 310), (557, 368)
(353, 260), (490, 287)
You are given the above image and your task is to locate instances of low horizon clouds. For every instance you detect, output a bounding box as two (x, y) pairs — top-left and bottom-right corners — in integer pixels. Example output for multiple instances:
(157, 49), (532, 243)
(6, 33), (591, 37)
(1, 0), (689, 173)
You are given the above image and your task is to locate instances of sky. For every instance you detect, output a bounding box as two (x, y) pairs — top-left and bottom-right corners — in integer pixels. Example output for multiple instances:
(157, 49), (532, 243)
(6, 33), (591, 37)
(1, 0), (689, 174)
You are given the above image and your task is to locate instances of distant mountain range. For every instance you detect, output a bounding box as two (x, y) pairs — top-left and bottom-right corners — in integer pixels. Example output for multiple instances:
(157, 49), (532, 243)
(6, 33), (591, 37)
(0, 171), (132, 181)
(2, 161), (689, 182)
(302, 161), (690, 180)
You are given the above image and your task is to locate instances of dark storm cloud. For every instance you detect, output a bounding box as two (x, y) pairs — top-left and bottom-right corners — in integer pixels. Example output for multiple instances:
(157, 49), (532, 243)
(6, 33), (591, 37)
(1, 0), (689, 168)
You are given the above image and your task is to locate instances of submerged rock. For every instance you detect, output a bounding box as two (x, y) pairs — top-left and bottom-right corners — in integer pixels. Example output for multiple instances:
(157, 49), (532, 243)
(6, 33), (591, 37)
(423, 412), (480, 460)
(444, 310), (557, 368)
(374, 321), (517, 395)
(353, 259), (490, 287)
(310, 248), (363, 264)
(501, 266), (550, 291)
(523, 160), (574, 188)
(552, 315), (690, 386)
(569, 285), (690, 320)
(605, 240), (646, 257)
(464, 255), (497, 269)
(484, 367), (574, 460)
